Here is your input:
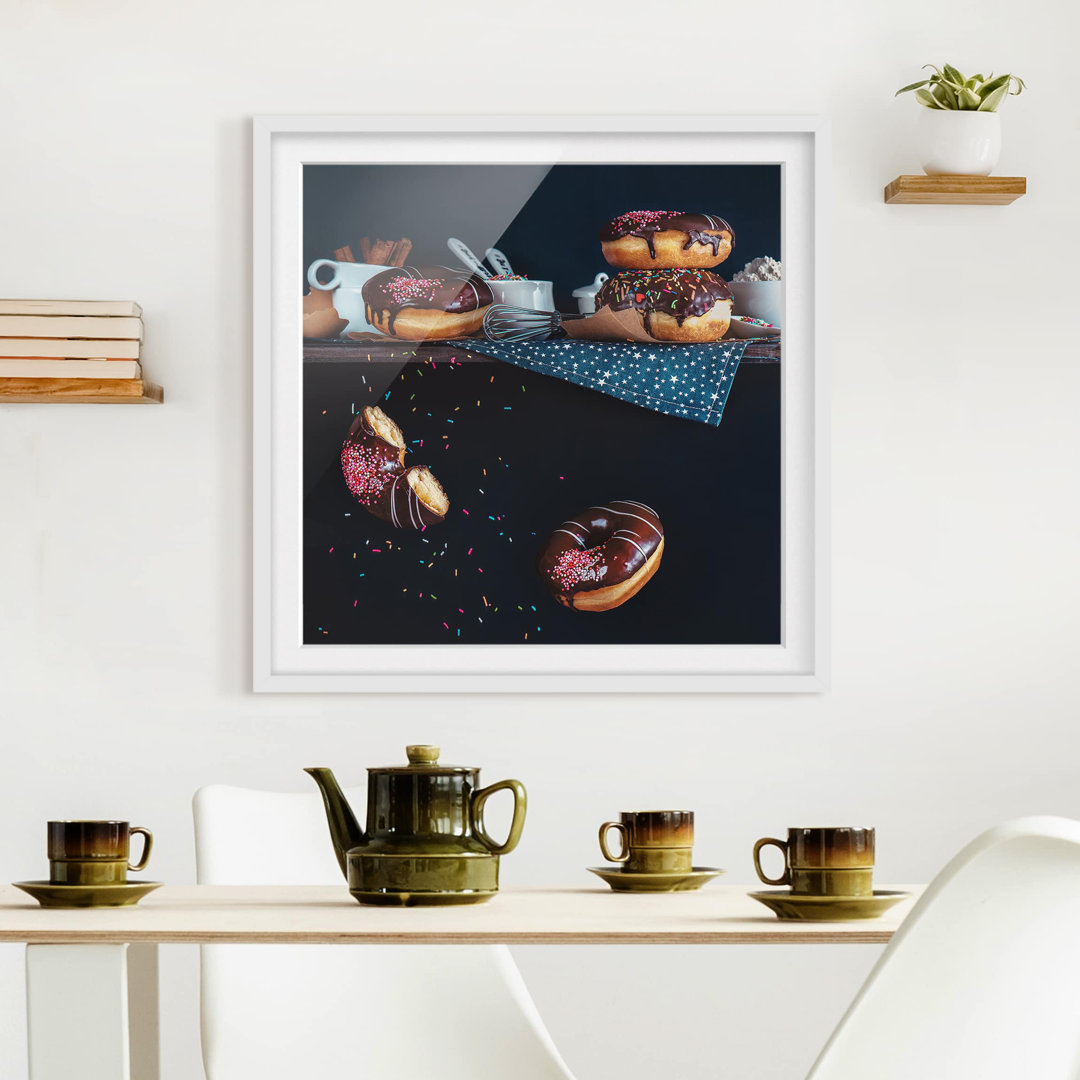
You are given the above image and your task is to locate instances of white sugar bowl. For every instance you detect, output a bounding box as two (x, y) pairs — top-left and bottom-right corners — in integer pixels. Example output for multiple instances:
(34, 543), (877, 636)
(571, 272), (610, 315)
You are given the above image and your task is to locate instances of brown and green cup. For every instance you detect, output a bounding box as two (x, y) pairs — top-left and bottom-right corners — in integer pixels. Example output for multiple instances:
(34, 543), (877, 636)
(599, 810), (694, 874)
(48, 820), (153, 886)
(753, 827), (875, 897)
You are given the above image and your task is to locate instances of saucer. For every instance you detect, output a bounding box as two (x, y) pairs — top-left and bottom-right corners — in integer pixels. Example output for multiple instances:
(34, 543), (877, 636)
(587, 866), (726, 893)
(13, 880), (163, 909)
(748, 889), (911, 922)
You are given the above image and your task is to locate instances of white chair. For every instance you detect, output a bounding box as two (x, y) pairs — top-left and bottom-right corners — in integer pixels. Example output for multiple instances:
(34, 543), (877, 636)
(193, 784), (577, 1080)
(808, 816), (1080, 1080)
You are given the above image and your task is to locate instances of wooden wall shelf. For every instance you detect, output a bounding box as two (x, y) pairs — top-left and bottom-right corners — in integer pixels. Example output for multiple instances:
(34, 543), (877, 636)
(885, 174), (1026, 205)
(0, 378), (163, 404)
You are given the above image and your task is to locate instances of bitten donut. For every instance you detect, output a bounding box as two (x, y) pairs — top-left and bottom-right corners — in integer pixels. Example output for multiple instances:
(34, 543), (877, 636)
(341, 405), (448, 528)
(537, 500), (664, 612)
(362, 266), (493, 340)
(369, 465), (448, 528)
(594, 269), (733, 343)
(599, 211), (734, 270)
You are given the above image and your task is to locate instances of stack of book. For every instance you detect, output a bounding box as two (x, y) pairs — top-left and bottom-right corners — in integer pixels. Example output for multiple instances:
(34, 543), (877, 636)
(0, 300), (160, 402)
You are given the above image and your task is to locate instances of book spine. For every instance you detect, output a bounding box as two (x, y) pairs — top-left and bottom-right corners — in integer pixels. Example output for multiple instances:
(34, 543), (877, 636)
(0, 339), (140, 358)
(0, 359), (141, 378)
(0, 300), (142, 317)
(0, 315), (143, 339)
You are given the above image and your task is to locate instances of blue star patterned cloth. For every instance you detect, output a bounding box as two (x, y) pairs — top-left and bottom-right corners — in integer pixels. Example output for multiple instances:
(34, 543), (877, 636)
(455, 338), (746, 427)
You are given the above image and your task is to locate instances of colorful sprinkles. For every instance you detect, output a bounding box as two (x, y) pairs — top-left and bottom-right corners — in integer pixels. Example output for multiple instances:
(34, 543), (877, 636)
(551, 546), (606, 592)
(318, 355), (549, 644)
(607, 210), (684, 235)
(379, 276), (444, 305)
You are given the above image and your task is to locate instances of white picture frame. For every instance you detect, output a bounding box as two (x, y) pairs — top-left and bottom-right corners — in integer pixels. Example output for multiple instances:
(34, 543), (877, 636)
(254, 116), (829, 693)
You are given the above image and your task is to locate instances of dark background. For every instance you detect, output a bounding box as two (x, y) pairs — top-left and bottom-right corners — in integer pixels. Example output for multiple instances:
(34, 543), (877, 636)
(302, 164), (781, 646)
(302, 163), (780, 310)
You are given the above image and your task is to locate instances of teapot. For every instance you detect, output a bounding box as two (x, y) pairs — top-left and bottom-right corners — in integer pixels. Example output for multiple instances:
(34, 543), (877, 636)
(305, 745), (527, 906)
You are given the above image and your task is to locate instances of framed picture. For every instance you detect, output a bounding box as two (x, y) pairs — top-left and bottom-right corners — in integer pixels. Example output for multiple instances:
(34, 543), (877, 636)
(254, 116), (828, 692)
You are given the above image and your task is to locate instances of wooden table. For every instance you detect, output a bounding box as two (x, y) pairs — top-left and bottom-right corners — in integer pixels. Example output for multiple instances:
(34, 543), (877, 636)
(0, 884), (920, 1080)
(303, 338), (782, 364)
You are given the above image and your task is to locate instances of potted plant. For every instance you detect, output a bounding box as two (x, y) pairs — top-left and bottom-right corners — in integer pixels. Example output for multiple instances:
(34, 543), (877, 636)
(896, 64), (1025, 176)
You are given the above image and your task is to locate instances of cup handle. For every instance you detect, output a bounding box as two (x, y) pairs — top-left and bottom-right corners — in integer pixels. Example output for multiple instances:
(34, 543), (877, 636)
(471, 780), (527, 856)
(598, 822), (629, 864)
(753, 837), (790, 886)
(128, 827), (153, 873)
(307, 259), (341, 291)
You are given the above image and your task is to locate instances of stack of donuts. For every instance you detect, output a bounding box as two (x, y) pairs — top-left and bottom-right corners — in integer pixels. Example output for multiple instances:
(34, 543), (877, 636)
(594, 210), (735, 342)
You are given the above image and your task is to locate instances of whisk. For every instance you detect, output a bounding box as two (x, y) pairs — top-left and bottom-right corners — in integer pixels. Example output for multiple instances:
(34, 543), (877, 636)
(482, 304), (585, 343)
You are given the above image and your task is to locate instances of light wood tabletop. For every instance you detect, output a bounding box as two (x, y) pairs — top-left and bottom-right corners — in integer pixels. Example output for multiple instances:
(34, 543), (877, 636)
(0, 885), (922, 945)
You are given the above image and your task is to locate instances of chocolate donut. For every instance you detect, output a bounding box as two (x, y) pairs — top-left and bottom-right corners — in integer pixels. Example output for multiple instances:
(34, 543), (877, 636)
(594, 269), (733, 342)
(341, 405), (448, 528)
(341, 406), (407, 505)
(599, 211), (734, 270)
(369, 465), (448, 528)
(362, 266), (493, 340)
(537, 500), (664, 612)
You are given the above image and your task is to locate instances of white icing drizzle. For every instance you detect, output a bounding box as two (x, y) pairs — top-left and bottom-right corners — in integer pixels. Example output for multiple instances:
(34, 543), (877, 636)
(389, 473), (402, 528)
(554, 527), (586, 547)
(604, 504), (663, 537)
(618, 499), (658, 515)
(612, 531), (649, 563)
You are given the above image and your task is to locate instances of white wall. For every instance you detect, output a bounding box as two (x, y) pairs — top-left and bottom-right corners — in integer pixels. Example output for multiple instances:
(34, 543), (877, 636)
(2, 0), (1077, 1076)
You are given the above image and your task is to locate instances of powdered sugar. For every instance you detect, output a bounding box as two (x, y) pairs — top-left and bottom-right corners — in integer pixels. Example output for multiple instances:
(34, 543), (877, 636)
(732, 256), (782, 282)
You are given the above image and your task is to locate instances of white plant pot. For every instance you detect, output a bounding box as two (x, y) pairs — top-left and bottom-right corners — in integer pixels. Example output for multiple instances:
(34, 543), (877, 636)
(918, 109), (1002, 176)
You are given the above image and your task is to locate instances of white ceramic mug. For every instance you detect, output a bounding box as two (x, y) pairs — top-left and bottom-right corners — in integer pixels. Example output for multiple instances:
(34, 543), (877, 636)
(306, 260), (389, 335)
(307, 259), (389, 292)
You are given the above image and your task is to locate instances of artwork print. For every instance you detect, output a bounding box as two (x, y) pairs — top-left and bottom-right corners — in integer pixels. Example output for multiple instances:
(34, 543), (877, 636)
(301, 163), (781, 647)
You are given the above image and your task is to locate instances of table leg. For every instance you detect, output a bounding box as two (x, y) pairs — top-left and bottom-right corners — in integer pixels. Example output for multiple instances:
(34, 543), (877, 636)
(127, 945), (160, 1080)
(26, 943), (160, 1080)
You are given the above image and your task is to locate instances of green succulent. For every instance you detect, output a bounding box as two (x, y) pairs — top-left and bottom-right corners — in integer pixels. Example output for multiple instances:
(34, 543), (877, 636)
(896, 64), (1025, 111)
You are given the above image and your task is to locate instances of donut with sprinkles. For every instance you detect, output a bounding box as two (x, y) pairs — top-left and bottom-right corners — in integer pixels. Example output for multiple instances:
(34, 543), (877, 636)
(594, 268), (733, 342)
(341, 405), (448, 528)
(599, 210), (734, 270)
(536, 500), (664, 612)
(362, 265), (493, 340)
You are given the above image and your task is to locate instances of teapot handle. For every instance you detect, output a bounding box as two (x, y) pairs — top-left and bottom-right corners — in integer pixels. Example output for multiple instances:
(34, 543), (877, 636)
(470, 779), (527, 856)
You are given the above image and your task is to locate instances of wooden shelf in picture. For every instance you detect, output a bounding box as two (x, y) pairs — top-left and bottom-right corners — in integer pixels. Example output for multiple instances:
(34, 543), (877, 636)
(0, 378), (164, 404)
(884, 174), (1026, 205)
(302, 338), (781, 364)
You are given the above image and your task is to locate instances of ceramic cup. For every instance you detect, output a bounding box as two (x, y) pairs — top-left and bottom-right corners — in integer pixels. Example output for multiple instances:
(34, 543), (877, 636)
(48, 820), (153, 886)
(753, 827), (874, 897)
(306, 260), (390, 336)
(729, 280), (783, 327)
(599, 811), (694, 874)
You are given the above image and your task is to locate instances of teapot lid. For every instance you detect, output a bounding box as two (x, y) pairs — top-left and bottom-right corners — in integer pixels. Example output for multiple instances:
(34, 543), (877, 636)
(369, 745), (474, 775)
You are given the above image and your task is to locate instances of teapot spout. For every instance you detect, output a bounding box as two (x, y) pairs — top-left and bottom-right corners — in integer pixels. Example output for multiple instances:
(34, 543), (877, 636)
(304, 767), (366, 880)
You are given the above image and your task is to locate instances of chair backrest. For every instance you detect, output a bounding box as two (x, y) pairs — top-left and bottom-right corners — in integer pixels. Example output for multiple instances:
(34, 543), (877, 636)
(193, 783), (576, 1080)
(807, 816), (1080, 1080)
